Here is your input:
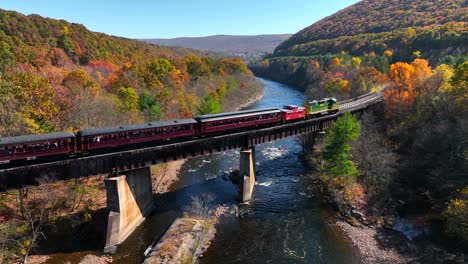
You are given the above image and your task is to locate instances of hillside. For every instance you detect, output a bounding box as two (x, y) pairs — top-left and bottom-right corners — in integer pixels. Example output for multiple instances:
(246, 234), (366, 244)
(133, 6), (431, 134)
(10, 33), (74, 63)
(143, 34), (292, 59)
(252, 0), (467, 92)
(0, 9), (263, 137)
(274, 0), (467, 59)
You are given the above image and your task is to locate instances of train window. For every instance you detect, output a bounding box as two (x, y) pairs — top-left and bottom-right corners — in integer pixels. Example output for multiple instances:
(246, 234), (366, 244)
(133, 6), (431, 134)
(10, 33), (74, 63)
(0, 148), (9, 155)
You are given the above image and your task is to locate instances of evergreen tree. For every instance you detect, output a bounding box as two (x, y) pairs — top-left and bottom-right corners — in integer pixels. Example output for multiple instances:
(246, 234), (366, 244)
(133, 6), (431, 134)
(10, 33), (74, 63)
(323, 112), (361, 179)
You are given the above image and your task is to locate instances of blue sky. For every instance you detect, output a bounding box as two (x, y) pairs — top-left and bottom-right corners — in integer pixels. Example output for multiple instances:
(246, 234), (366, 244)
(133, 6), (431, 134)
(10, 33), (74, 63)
(0, 0), (360, 39)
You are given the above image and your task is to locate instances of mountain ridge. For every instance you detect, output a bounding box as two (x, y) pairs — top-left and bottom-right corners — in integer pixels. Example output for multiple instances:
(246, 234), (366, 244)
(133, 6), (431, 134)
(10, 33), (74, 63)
(273, 0), (467, 59)
(143, 34), (292, 55)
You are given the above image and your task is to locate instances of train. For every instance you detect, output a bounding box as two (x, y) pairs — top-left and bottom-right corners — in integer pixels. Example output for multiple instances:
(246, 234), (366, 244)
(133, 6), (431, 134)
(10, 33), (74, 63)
(0, 97), (338, 164)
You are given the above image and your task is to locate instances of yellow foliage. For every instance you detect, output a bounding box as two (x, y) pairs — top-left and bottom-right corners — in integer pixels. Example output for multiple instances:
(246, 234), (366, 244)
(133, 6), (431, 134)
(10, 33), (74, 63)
(312, 60), (320, 69)
(434, 64), (454, 93)
(23, 240), (31, 247)
(384, 50), (393, 57)
(62, 26), (70, 36)
(326, 78), (351, 94)
(20, 114), (43, 134)
(412, 51), (422, 58)
(461, 187), (468, 195)
(444, 187), (468, 241)
(350, 57), (362, 68)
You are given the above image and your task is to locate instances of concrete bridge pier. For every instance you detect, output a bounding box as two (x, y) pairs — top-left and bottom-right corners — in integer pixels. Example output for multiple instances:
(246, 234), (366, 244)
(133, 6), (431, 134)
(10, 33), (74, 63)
(104, 167), (154, 253)
(239, 146), (256, 202)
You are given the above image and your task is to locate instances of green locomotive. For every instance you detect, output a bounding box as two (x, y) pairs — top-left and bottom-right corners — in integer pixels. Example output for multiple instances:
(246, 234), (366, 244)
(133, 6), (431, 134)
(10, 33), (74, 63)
(304, 97), (339, 118)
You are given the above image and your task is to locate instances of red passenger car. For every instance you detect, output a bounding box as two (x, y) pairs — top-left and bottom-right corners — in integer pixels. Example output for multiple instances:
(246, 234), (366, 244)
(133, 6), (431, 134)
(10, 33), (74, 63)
(0, 132), (76, 163)
(281, 105), (306, 122)
(76, 119), (198, 152)
(195, 108), (282, 134)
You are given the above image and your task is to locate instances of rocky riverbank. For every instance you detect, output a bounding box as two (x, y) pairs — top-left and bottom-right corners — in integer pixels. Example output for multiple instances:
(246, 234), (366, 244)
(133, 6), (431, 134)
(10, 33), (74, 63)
(336, 221), (412, 264)
(143, 206), (227, 264)
(308, 170), (466, 264)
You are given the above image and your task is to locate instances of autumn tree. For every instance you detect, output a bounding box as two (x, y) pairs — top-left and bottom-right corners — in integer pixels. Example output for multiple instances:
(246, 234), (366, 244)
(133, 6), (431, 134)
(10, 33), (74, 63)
(325, 78), (351, 96)
(351, 67), (387, 94)
(443, 187), (468, 244)
(147, 58), (177, 81)
(328, 57), (343, 72)
(62, 69), (99, 96)
(9, 72), (59, 133)
(411, 58), (431, 93)
(118, 87), (140, 111)
(349, 57), (362, 69)
(185, 56), (211, 80)
(384, 62), (417, 117)
(428, 64), (454, 94)
(383, 50), (393, 58)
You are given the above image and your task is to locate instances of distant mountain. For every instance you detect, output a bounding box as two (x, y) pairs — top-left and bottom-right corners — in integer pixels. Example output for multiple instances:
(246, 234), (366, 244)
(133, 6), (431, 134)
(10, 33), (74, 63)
(142, 34), (292, 56)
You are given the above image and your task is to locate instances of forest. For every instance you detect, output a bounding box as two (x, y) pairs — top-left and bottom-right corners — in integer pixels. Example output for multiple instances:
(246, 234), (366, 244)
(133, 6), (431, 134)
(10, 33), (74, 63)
(0, 9), (262, 137)
(252, 0), (467, 259)
(275, 0), (466, 59)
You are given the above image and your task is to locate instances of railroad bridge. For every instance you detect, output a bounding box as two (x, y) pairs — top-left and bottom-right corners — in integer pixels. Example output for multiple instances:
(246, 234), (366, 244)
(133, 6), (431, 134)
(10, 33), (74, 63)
(0, 90), (384, 252)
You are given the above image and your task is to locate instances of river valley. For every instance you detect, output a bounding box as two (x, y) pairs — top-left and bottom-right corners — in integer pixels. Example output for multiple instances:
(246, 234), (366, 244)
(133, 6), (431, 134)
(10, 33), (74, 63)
(45, 78), (361, 264)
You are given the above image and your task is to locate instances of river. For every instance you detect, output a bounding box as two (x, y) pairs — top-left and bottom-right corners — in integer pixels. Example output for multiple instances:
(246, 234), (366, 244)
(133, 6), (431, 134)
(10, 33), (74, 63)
(45, 78), (360, 263)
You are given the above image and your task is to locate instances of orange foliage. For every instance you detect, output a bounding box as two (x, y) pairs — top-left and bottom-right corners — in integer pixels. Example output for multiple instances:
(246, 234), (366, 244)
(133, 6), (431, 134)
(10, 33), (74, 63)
(328, 57), (342, 71)
(411, 58), (432, 92)
(389, 62), (415, 92)
(384, 61), (424, 117)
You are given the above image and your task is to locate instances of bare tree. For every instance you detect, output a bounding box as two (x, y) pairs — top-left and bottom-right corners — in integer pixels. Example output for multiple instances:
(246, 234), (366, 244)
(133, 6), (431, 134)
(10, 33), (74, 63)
(13, 176), (63, 263)
(351, 112), (397, 199)
(184, 193), (214, 219)
(151, 163), (169, 193)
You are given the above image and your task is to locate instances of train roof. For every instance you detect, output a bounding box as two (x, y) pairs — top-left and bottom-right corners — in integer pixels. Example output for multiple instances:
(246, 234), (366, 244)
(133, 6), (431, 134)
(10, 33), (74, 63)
(306, 97), (337, 103)
(195, 108), (280, 122)
(0, 132), (76, 146)
(77, 119), (197, 137)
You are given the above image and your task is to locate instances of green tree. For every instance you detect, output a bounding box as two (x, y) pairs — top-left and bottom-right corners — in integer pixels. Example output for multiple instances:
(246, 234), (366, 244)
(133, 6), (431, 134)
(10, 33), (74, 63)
(118, 87), (139, 111)
(139, 91), (163, 120)
(147, 58), (176, 80)
(322, 112), (361, 179)
(0, 41), (14, 72)
(197, 95), (221, 115)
